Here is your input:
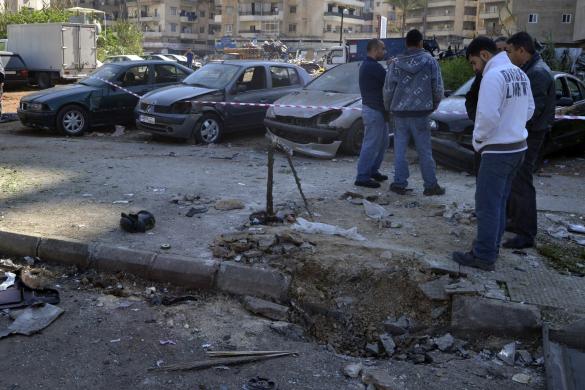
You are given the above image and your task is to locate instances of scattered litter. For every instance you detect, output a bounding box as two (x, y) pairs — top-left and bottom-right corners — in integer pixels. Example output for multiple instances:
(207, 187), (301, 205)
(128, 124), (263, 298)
(202, 343), (212, 349)
(23, 256), (37, 266)
(363, 200), (391, 220)
(213, 366), (230, 371)
(497, 342), (517, 366)
(292, 218), (366, 241)
(150, 351), (295, 372)
(512, 373), (531, 384)
(113, 200), (131, 204)
(160, 244), (171, 250)
(0, 259), (20, 271)
(159, 339), (177, 345)
(547, 226), (570, 240)
(123, 193), (135, 198)
(120, 210), (156, 233)
(82, 193), (93, 198)
(568, 224), (585, 235)
(112, 125), (125, 136)
(0, 303), (64, 339)
(0, 272), (16, 291)
(156, 359), (165, 368)
(186, 206), (208, 217)
(110, 338), (121, 343)
(243, 376), (278, 390)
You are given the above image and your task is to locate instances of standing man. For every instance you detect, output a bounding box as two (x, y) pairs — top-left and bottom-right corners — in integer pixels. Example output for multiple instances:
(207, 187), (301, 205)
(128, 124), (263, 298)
(185, 48), (194, 69)
(495, 37), (509, 53)
(355, 38), (389, 189)
(453, 37), (534, 271)
(383, 29), (445, 196)
(504, 32), (556, 249)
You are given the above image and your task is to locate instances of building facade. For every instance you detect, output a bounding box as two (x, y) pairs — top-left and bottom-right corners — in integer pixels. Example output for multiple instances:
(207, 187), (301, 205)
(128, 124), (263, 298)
(1, 0), (49, 12)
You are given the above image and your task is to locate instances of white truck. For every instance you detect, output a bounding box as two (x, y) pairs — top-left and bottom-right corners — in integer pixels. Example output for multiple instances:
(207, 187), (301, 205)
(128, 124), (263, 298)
(7, 23), (98, 89)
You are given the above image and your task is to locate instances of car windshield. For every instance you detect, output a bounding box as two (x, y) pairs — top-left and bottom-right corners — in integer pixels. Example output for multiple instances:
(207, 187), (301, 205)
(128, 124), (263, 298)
(182, 63), (239, 89)
(305, 62), (361, 94)
(79, 64), (122, 86)
(453, 77), (476, 96)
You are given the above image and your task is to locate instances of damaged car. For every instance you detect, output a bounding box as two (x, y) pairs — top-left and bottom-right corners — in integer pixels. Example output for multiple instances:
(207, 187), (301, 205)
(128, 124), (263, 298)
(136, 61), (311, 143)
(431, 72), (585, 173)
(265, 61), (370, 158)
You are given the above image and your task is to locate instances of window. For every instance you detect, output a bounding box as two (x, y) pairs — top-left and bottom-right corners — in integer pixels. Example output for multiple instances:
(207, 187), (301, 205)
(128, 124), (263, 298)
(270, 66), (292, 87)
(236, 67), (266, 92)
(488, 5), (497, 13)
(200, 10), (206, 17)
(226, 24), (233, 34)
(154, 8), (158, 16)
(288, 68), (300, 85)
(154, 65), (181, 83)
(170, 7), (177, 16)
(250, 25), (257, 31)
(118, 66), (149, 87)
(290, 5), (296, 13)
(326, 24), (332, 32)
(528, 13), (538, 23)
(170, 23), (177, 32)
(562, 14), (572, 23)
(200, 26), (205, 33)
(555, 78), (565, 100)
(289, 24), (297, 33)
(226, 6), (233, 15)
(566, 78), (583, 102)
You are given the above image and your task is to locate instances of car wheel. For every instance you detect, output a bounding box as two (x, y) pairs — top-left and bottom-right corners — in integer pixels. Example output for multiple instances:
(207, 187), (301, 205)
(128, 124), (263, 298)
(342, 120), (364, 155)
(193, 113), (223, 144)
(57, 105), (89, 136)
(37, 72), (53, 89)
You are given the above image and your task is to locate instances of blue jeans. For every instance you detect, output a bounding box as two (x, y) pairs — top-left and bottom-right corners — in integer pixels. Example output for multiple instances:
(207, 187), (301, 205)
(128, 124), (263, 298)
(474, 151), (525, 262)
(392, 116), (438, 189)
(356, 105), (389, 182)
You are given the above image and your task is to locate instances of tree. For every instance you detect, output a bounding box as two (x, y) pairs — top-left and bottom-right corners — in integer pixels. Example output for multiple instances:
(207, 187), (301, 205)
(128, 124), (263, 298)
(97, 21), (143, 61)
(385, 0), (423, 37)
(0, 7), (71, 39)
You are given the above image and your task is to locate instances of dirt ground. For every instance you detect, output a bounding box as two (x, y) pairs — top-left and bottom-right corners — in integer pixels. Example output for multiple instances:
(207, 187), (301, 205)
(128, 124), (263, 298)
(0, 88), (584, 389)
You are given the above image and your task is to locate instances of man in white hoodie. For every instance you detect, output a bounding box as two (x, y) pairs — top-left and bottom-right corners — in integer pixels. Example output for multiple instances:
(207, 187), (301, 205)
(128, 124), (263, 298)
(453, 37), (535, 271)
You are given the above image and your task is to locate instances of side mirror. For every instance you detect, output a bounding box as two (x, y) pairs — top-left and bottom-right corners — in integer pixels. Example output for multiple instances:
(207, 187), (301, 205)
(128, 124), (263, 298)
(558, 96), (574, 107)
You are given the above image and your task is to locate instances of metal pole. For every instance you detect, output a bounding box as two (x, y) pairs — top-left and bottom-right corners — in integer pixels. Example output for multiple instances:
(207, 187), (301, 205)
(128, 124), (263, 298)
(339, 8), (344, 45)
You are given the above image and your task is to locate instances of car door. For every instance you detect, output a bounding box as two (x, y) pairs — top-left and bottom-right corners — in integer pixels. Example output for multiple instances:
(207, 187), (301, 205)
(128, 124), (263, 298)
(552, 76), (585, 150)
(225, 66), (269, 130)
(100, 64), (152, 124)
(266, 65), (304, 102)
(153, 64), (190, 89)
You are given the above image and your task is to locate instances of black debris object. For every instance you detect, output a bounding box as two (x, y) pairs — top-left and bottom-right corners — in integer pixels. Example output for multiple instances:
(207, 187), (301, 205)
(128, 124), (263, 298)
(120, 210), (156, 233)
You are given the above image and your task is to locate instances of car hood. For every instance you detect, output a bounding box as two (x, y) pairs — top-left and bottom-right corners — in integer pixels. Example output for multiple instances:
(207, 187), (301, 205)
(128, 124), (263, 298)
(430, 96), (473, 133)
(141, 85), (219, 106)
(22, 84), (99, 103)
(272, 89), (361, 118)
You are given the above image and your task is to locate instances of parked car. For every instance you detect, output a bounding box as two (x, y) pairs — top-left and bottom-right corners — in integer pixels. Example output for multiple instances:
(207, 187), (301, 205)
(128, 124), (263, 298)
(143, 54), (176, 62)
(18, 61), (193, 136)
(136, 61), (311, 143)
(430, 72), (585, 173)
(0, 51), (29, 89)
(103, 55), (144, 64)
(265, 61), (368, 157)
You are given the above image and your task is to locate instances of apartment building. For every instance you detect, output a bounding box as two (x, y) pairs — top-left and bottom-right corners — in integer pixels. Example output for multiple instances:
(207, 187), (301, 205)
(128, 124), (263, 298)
(1, 0), (49, 12)
(75, 0), (128, 21)
(478, 0), (579, 45)
(126, 0), (221, 54)
(403, 0), (478, 48)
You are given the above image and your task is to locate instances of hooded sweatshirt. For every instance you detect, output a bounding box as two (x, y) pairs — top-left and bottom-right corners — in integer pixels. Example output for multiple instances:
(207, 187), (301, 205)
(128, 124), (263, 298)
(383, 48), (444, 117)
(473, 52), (535, 154)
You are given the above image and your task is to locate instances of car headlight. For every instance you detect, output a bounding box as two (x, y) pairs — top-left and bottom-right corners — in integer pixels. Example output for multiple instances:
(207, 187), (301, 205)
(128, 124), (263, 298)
(317, 110), (343, 127)
(429, 119), (438, 131)
(27, 103), (45, 111)
(171, 101), (192, 114)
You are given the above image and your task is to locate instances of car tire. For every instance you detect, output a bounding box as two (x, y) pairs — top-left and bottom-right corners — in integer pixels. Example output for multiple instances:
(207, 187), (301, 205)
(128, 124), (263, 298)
(193, 113), (223, 144)
(57, 105), (90, 136)
(37, 72), (53, 89)
(342, 120), (364, 155)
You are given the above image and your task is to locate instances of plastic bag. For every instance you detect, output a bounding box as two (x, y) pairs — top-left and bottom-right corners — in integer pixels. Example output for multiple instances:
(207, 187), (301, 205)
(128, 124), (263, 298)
(292, 218), (366, 241)
(363, 200), (390, 220)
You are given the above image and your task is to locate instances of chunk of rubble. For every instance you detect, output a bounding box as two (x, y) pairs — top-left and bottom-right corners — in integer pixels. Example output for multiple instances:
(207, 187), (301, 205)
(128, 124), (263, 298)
(243, 296), (289, 321)
(418, 275), (451, 301)
(362, 368), (405, 390)
(342, 363), (363, 379)
(497, 342), (517, 366)
(379, 333), (396, 356)
(269, 321), (305, 341)
(434, 333), (455, 352)
(366, 343), (380, 356)
(383, 316), (411, 336)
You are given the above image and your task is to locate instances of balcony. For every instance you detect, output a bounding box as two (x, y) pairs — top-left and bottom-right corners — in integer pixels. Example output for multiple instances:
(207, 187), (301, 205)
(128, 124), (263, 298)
(405, 16), (423, 24)
(479, 12), (500, 19)
(334, 0), (366, 7)
(143, 31), (163, 38)
(180, 32), (199, 40)
(323, 12), (368, 25)
(214, 14), (222, 23)
(129, 13), (160, 22)
(239, 11), (284, 22)
(427, 0), (457, 7)
(426, 15), (455, 22)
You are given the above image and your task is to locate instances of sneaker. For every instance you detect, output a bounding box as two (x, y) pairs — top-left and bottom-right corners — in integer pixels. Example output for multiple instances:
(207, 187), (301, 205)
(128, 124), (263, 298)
(389, 183), (412, 195)
(371, 172), (389, 182)
(452, 251), (495, 271)
(355, 179), (381, 189)
(503, 235), (534, 249)
(423, 184), (446, 196)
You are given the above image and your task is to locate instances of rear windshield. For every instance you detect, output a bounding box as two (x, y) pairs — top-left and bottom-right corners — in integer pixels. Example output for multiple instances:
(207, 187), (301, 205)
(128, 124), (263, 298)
(0, 55), (25, 69)
(305, 62), (361, 94)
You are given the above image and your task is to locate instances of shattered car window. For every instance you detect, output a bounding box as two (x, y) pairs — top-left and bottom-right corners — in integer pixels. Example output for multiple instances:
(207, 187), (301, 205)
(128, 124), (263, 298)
(305, 63), (360, 94)
(183, 63), (239, 89)
(79, 64), (121, 86)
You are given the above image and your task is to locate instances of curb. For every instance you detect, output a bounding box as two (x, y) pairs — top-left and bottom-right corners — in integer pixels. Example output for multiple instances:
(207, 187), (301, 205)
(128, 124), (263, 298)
(0, 230), (290, 303)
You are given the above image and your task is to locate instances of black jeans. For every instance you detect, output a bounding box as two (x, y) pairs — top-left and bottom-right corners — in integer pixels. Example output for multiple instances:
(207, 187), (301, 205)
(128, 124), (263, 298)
(506, 131), (547, 240)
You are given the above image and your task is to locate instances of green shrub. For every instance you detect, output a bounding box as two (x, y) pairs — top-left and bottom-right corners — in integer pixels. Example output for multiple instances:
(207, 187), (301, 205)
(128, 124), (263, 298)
(440, 56), (475, 92)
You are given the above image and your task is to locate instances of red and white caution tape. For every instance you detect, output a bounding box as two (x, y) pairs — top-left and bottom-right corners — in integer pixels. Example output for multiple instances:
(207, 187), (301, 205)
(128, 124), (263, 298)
(90, 75), (585, 120)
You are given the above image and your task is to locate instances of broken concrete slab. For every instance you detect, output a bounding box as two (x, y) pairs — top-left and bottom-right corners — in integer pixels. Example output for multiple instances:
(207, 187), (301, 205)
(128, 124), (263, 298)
(362, 368), (405, 390)
(422, 258), (463, 277)
(383, 316), (410, 336)
(379, 334), (396, 355)
(149, 254), (218, 290)
(418, 275), (451, 301)
(243, 296), (289, 321)
(216, 263), (290, 302)
(451, 296), (541, 336)
(366, 343), (380, 356)
(444, 279), (484, 296)
(268, 321), (305, 341)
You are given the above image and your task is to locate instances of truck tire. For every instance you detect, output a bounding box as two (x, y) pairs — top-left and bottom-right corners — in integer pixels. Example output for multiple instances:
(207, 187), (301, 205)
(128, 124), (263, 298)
(37, 72), (53, 89)
(192, 113), (223, 144)
(342, 120), (364, 155)
(57, 105), (89, 136)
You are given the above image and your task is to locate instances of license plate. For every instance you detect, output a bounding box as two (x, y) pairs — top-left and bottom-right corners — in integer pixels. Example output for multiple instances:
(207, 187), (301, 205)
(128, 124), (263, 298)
(5, 71), (16, 75)
(140, 115), (155, 124)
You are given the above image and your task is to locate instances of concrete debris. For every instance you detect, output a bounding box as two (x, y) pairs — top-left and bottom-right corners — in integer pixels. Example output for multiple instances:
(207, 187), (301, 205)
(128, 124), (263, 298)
(343, 363), (363, 379)
(444, 279), (484, 296)
(418, 275), (451, 301)
(451, 296), (542, 336)
(379, 333), (396, 356)
(214, 199), (245, 211)
(516, 350), (533, 366)
(383, 316), (411, 336)
(21, 268), (53, 290)
(434, 333), (455, 352)
(568, 224), (585, 234)
(431, 306), (448, 319)
(511, 373), (531, 385)
(213, 232), (310, 262)
(440, 202), (475, 224)
(365, 343), (380, 356)
(268, 321), (305, 341)
(243, 296), (289, 321)
(362, 368), (405, 390)
(497, 342), (517, 366)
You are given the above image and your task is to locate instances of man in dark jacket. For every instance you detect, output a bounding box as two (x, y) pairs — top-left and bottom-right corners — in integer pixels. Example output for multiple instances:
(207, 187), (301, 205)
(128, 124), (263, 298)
(504, 32), (556, 249)
(355, 38), (388, 188)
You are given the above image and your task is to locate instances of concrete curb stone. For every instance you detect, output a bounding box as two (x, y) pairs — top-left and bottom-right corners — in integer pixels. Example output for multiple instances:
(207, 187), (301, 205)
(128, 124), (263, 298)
(149, 253), (218, 290)
(90, 244), (157, 279)
(0, 230), (41, 258)
(38, 238), (90, 268)
(217, 262), (290, 302)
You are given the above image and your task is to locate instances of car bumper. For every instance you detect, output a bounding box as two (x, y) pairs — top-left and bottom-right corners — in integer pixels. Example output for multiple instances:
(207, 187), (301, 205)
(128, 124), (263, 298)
(17, 109), (56, 130)
(431, 136), (475, 174)
(264, 118), (342, 141)
(135, 110), (202, 139)
(266, 129), (342, 159)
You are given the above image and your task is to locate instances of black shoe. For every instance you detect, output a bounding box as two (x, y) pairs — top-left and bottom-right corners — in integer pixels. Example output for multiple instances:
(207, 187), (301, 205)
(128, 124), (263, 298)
(503, 235), (534, 249)
(355, 179), (381, 189)
(423, 184), (446, 196)
(452, 251), (495, 271)
(389, 183), (412, 195)
(371, 172), (388, 182)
